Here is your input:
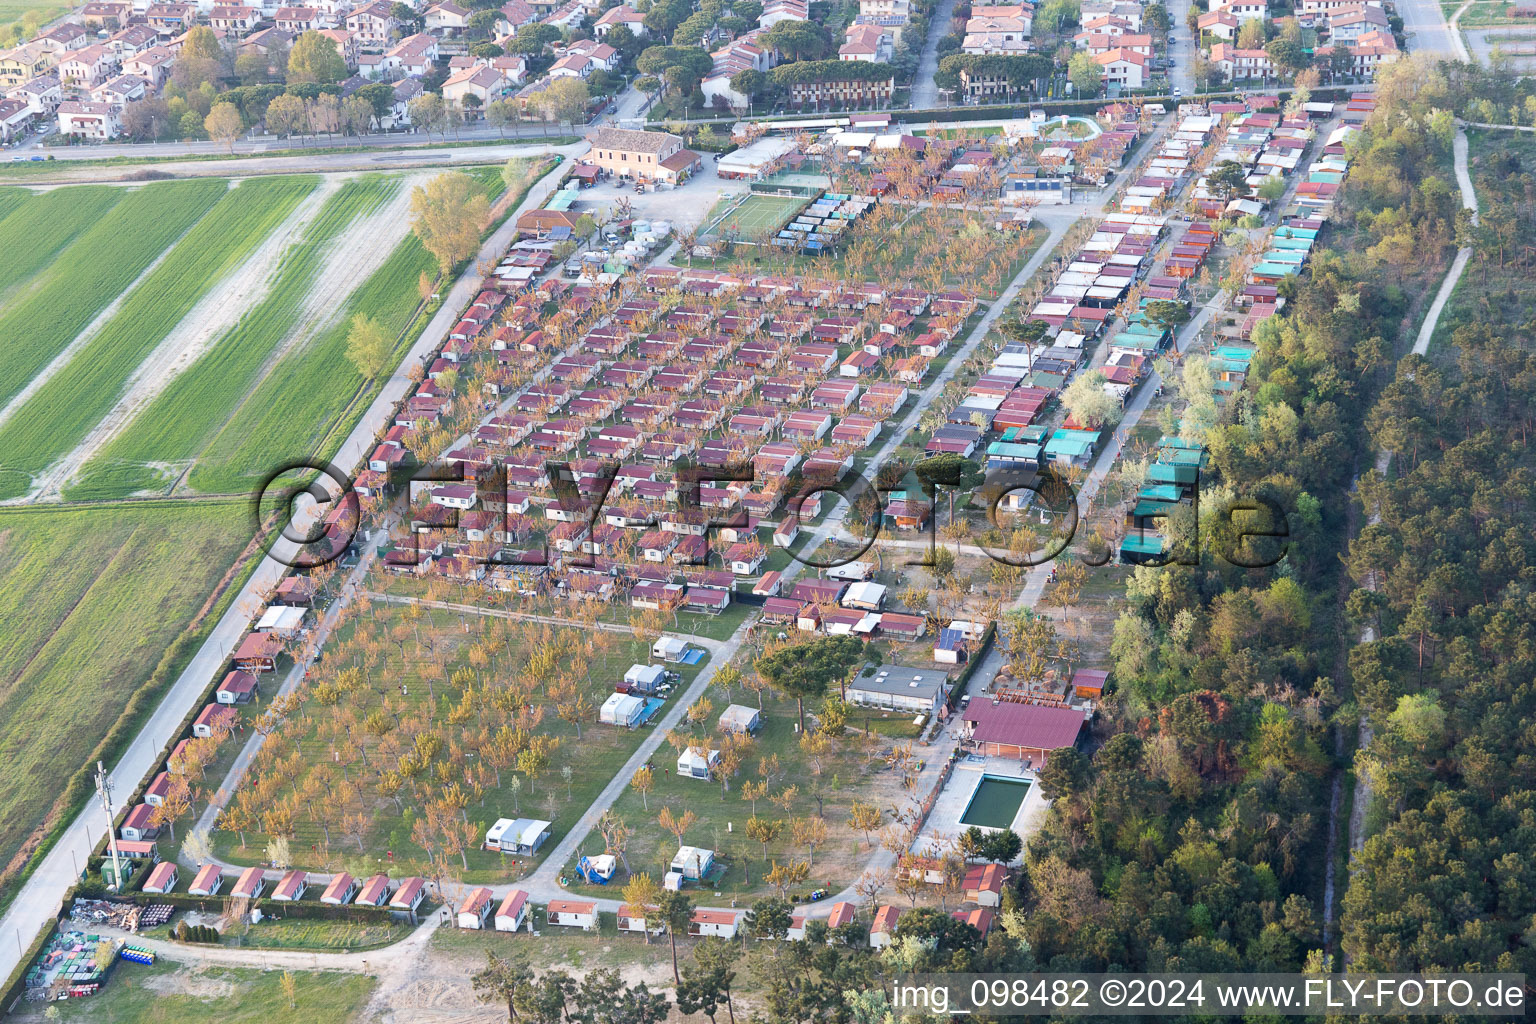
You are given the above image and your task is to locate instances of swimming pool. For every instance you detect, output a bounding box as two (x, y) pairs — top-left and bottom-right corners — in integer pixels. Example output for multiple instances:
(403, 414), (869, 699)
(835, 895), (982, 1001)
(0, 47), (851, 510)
(958, 775), (1031, 829)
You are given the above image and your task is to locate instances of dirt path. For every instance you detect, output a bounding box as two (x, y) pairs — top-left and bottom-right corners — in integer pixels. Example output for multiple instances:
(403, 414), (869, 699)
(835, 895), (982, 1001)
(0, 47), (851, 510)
(24, 179), (343, 501)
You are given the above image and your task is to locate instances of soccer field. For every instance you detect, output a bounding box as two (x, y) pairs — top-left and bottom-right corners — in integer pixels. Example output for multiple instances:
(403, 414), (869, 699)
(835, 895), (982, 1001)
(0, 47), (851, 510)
(703, 193), (806, 241)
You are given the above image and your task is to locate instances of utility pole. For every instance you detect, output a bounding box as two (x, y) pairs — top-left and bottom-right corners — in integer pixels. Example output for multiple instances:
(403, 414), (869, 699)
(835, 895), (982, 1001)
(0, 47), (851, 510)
(95, 762), (123, 891)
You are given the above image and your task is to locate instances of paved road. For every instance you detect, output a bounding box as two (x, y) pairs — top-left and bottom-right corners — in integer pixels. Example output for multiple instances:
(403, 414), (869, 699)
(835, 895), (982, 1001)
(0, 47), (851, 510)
(910, 0), (961, 110)
(0, 153), (579, 988)
(1167, 0), (1197, 96)
(1398, 0), (1470, 59)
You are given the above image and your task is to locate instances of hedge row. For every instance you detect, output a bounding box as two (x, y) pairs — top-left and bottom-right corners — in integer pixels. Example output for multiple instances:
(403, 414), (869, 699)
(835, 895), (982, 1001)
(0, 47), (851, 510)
(0, 914), (62, 1014)
(946, 622), (997, 712)
(116, 889), (414, 923)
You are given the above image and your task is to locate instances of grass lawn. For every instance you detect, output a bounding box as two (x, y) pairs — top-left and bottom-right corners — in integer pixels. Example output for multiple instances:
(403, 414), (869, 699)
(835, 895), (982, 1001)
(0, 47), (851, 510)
(9, 961), (374, 1024)
(0, 175), (318, 499)
(216, 915), (412, 952)
(0, 0), (63, 24)
(201, 594), (710, 884)
(0, 500), (252, 898)
(557, 687), (916, 902)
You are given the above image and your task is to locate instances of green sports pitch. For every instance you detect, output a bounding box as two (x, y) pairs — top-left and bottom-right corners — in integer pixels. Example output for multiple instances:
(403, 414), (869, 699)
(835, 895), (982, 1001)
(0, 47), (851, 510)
(702, 193), (807, 242)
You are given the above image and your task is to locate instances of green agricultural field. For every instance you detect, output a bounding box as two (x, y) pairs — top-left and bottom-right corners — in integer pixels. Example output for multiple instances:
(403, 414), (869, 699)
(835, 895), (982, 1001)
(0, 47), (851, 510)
(69, 176), (402, 501)
(9, 960), (375, 1024)
(188, 166), (517, 495)
(0, 179), (227, 415)
(0, 187), (123, 303)
(0, 175), (318, 499)
(0, 500), (250, 894)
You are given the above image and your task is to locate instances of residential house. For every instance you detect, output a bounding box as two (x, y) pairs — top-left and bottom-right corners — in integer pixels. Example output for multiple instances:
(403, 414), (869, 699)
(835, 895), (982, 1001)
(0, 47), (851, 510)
(233, 630), (284, 672)
(346, 0), (397, 47)
(845, 665), (950, 716)
(0, 43), (56, 88)
(81, 2), (135, 29)
(215, 669), (259, 703)
(593, 4), (646, 36)
(1209, 42), (1272, 79)
(839, 23), (892, 61)
(961, 700), (1086, 763)
(36, 23), (91, 54)
(91, 73), (146, 107)
(964, 862), (1008, 905)
(425, 0), (471, 32)
(11, 75), (62, 118)
(0, 98), (31, 142)
(758, 0), (808, 27)
(123, 45), (175, 88)
(274, 6), (326, 32)
(57, 44), (113, 87)
(442, 64), (510, 109)
(145, 3), (197, 32)
(209, 5), (260, 30)
(1093, 47), (1146, 88)
(587, 126), (701, 184)
(1197, 10), (1239, 39)
(1210, 0), (1266, 18)
(120, 803), (158, 842)
(57, 99), (120, 138)
(785, 70), (894, 109)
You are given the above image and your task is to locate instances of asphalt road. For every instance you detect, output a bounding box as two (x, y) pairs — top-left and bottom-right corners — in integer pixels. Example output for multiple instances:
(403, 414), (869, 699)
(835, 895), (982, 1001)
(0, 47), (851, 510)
(911, 0), (961, 110)
(1397, 0), (1470, 59)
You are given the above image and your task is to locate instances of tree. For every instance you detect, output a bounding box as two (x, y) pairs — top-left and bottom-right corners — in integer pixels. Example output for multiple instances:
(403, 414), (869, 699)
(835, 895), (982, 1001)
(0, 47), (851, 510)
(279, 971), (298, 1010)
(658, 805), (697, 846)
(265, 92), (306, 137)
(1068, 51), (1101, 98)
(755, 635), (865, 734)
(184, 24), (223, 61)
(410, 172), (491, 273)
(979, 828), (1022, 863)
(541, 76), (589, 124)
(1061, 369), (1123, 429)
(472, 949), (534, 1022)
(1266, 37), (1309, 78)
(1237, 17), (1267, 50)
(657, 890), (694, 984)
(677, 962), (730, 1024)
(631, 765), (655, 810)
(847, 801), (883, 849)
(1257, 174), (1287, 203)
(622, 872), (663, 944)
(1207, 159), (1250, 201)
(745, 896), (793, 941)
(510, 22), (560, 54)
(287, 30), (347, 84)
(408, 92), (446, 135)
(1143, 299), (1192, 337)
(744, 815), (784, 860)
(346, 313), (393, 379)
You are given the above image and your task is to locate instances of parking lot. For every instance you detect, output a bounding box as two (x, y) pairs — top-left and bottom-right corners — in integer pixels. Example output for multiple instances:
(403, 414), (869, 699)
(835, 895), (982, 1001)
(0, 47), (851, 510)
(573, 156), (750, 233)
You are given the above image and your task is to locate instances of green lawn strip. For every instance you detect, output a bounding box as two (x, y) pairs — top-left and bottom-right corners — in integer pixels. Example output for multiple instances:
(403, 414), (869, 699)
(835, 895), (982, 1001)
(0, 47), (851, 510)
(216, 915), (411, 952)
(67, 175), (401, 501)
(0, 179), (227, 415)
(188, 168), (513, 495)
(0, 175), (319, 499)
(20, 959), (374, 1024)
(0, 186), (25, 220)
(0, 501), (251, 888)
(0, 186), (122, 302)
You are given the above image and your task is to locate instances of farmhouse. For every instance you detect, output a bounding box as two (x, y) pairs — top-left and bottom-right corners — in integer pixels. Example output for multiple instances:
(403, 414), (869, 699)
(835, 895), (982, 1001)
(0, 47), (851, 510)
(846, 666), (950, 716)
(587, 127), (701, 184)
(458, 887), (494, 928)
(546, 898), (598, 928)
(961, 700), (1086, 763)
(496, 889), (531, 931)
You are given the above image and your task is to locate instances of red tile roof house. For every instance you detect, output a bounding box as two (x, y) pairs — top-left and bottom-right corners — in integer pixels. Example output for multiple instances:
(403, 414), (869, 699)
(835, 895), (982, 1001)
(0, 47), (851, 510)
(961, 701), (1087, 764)
(390, 876), (426, 912)
(144, 771), (171, 807)
(318, 872), (358, 905)
(825, 901), (858, 934)
(546, 898), (598, 928)
(188, 863), (223, 896)
(496, 889), (531, 932)
(964, 862), (1009, 906)
(689, 908), (740, 938)
(192, 703), (236, 738)
(870, 905), (902, 948)
(952, 907), (996, 938)
(233, 630), (284, 673)
(272, 869), (309, 901)
(355, 873), (391, 905)
(457, 887), (494, 928)
(120, 803), (158, 842)
(142, 861), (177, 894)
(232, 865), (266, 899)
